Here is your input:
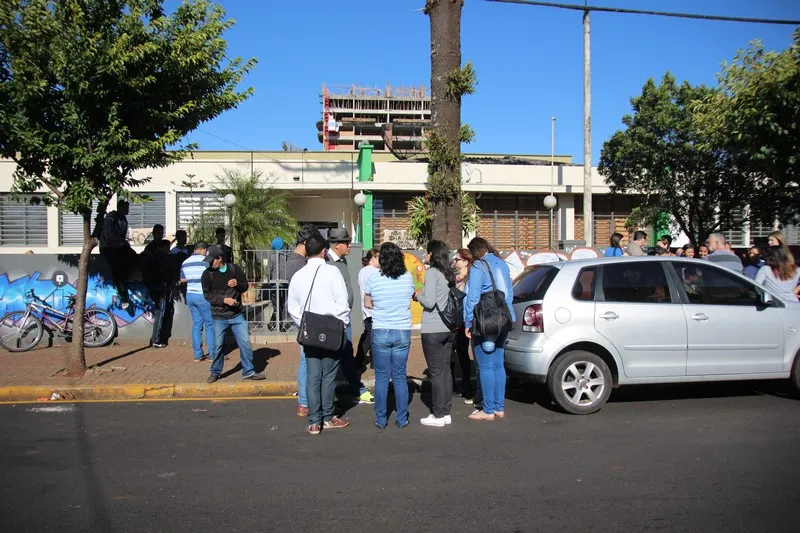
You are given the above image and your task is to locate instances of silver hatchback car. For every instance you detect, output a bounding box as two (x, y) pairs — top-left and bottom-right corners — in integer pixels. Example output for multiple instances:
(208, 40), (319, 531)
(505, 256), (800, 414)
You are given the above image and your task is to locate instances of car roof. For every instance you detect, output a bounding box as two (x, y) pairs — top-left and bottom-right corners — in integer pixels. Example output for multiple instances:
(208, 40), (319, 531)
(549, 255), (726, 272)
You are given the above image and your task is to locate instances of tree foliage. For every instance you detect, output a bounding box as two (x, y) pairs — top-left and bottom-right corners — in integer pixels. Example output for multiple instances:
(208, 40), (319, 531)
(693, 30), (800, 227)
(0, 0), (255, 375)
(599, 74), (745, 245)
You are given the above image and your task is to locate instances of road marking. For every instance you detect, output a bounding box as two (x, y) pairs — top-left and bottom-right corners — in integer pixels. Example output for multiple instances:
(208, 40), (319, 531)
(2, 396), (296, 405)
(26, 405), (76, 413)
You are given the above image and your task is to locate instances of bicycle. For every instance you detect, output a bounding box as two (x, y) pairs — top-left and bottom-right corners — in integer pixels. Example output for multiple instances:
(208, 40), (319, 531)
(0, 289), (118, 352)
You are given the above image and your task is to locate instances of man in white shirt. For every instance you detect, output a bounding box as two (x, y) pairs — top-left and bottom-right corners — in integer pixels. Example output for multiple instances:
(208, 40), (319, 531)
(288, 234), (352, 435)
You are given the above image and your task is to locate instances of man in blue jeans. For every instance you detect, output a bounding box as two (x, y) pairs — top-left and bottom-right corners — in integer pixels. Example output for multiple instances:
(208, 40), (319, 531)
(180, 241), (216, 362)
(201, 245), (265, 383)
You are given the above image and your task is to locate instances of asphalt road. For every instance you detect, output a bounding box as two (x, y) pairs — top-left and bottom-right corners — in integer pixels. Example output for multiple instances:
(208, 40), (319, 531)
(2, 381), (800, 533)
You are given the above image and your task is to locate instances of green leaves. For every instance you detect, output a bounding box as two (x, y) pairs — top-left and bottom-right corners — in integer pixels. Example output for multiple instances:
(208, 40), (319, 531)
(406, 190), (480, 247)
(0, 0), (256, 218)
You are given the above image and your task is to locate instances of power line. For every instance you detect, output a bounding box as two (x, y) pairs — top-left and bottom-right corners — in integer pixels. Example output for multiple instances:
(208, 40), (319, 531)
(485, 0), (800, 25)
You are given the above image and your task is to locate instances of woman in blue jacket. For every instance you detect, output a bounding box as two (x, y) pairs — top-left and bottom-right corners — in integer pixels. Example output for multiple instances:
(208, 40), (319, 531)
(463, 237), (516, 421)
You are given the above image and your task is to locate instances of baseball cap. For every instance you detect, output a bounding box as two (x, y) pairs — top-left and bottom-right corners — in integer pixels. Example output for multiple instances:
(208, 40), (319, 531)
(203, 244), (224, 263)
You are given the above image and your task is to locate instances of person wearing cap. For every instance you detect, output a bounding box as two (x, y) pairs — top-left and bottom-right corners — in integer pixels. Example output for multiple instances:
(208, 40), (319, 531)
(326, 228), (374, 405)
(201, 244), (265, 382)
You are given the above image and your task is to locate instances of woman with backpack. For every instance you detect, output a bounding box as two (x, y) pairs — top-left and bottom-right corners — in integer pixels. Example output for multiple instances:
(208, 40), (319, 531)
(453, 248), (478, 405)
(463, 237), (516, 421)
(416, 240), (459, 427)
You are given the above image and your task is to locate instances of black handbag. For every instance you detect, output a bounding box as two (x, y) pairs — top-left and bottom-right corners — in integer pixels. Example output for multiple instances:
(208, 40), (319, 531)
(296, 267), (346, 352)
(472, 259), (514, 340)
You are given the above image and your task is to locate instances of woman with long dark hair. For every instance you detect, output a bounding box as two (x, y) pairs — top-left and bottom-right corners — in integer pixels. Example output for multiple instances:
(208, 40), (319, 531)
(603, 232), (625, 257)
(363, 242), (415, 429)
(755, 245), (800, 303)
(453, 248), (478, 406)
(463, 237), (516, 421)
(416, 240), (457, 427)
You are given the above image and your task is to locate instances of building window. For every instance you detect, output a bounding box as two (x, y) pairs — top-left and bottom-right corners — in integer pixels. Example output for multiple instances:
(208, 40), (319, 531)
(476, 194), (553, 250)
(0, 194), (48, 247)
(177, 192), (224, 231)
(60, 201), (99, 245)
(373, 194), (414, 246)
(127, 193), (166, 233)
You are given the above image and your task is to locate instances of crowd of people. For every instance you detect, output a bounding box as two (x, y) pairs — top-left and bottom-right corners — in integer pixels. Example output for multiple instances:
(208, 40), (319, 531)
(280, 223), (515, 435)
(604, 229), (800, 302)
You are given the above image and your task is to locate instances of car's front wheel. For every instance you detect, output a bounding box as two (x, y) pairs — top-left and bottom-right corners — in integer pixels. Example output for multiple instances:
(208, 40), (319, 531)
(790, 350), (800, 398)
(547, 350), (612, 414)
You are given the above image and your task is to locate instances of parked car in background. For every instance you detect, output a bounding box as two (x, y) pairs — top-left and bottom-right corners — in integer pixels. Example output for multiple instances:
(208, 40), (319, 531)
(505, 257), (800, 414)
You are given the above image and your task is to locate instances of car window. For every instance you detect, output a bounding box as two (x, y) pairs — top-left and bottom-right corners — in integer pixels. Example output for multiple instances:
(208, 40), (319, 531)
(513, 265), (558, 303)
(601, 262), (672, 303)
(669, 262), (759, 306)
(572, 267), (597, 301)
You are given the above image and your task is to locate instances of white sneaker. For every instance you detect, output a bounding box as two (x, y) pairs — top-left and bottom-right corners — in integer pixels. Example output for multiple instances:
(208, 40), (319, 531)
(420, 414), (446, 427)
(444, 415), (452, 425)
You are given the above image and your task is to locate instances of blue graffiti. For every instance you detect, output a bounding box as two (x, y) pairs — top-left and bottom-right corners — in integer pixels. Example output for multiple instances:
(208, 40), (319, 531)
(0, 271), (155, 326)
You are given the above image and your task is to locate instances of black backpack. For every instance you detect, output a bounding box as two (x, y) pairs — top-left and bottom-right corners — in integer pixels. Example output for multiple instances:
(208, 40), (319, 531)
(437, 285), (466, 332)
(472, 259), (514, 339)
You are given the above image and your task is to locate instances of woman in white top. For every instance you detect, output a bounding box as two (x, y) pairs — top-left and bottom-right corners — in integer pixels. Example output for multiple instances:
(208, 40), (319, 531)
(356, 249), (380, 369)
(755, 245), (800, 303)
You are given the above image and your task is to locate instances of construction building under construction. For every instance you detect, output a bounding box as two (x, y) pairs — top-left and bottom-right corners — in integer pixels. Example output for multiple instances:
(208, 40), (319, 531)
(318, 84), (430, 153)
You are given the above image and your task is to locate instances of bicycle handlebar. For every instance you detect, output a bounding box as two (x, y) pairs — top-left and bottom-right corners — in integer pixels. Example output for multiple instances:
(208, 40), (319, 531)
(27, 289), (76, 305)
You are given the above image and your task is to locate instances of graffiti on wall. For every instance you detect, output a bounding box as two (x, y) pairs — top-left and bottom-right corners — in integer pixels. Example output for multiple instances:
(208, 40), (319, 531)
(0, 271), (156, 326)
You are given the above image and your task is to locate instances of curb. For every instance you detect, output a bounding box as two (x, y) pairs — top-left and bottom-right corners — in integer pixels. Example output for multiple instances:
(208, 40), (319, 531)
(0, 378), (430, 402)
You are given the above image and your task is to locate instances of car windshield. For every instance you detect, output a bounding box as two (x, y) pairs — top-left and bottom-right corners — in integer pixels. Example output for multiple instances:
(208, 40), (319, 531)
(513, 265), (559, 303)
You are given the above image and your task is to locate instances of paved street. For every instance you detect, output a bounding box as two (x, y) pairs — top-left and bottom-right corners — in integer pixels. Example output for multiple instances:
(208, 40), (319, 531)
(2, 381), (800, 533)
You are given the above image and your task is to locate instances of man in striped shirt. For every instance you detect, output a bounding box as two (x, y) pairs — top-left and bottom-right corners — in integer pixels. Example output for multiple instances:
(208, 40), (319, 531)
(181, 241), (216, 362)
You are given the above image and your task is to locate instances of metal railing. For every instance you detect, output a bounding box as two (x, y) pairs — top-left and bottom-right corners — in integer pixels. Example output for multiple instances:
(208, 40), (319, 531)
(238, 250), (295, 333)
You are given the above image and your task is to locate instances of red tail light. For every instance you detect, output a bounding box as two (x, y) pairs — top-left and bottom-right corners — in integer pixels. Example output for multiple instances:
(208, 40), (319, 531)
(522, 304), (543, 333)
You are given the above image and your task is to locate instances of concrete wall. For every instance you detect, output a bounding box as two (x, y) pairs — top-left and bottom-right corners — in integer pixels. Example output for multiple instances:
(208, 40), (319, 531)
(0, 254), (192, 344)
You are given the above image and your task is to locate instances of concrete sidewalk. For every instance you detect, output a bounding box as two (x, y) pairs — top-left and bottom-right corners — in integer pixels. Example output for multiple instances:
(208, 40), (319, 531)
(0, 336), (430, 401)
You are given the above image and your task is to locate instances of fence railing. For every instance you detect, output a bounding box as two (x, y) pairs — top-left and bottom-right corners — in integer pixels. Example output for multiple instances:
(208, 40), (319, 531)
(238, 249), (295, 333)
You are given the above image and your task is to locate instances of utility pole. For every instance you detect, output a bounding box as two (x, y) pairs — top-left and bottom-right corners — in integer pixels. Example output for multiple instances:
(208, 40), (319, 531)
(582, 8), (592, 248)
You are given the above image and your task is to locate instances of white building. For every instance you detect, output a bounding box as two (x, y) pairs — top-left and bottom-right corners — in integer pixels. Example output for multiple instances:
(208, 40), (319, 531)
(0, 150), (788, 253)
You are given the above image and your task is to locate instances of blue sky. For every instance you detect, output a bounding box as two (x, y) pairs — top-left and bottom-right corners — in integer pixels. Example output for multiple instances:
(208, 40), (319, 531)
(179, 0), (799, 163)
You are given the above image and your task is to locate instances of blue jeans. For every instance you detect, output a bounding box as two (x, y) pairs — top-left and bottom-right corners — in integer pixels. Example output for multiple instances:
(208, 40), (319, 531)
(472, 334), (508, 415)
(372, 328), (411, 428)
(186, 293), (215, 359)
(305, 346), (340, 426)
(339, 324), (368, 396)
(297, 345), (307, 408)
(210, 314), (255, 378)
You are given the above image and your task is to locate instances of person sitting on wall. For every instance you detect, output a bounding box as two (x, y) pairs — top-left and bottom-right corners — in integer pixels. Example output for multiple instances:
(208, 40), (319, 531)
(98, 199), (138, 309)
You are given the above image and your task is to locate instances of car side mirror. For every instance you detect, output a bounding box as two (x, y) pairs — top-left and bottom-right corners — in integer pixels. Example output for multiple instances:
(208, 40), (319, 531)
(759, 291), (774, 306)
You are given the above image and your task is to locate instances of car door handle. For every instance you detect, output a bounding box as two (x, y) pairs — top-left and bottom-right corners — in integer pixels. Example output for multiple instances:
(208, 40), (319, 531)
(690, 313), (709, 322)
(599, 312), (619, 320)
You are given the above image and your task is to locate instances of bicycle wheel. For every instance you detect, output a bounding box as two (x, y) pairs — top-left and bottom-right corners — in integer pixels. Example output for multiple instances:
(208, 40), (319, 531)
(0, 311), (43, 352)
(82, 309), (117, 348)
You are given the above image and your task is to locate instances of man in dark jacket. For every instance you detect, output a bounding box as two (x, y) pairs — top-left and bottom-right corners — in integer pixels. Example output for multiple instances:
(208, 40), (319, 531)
(201, 245), (265, 383)
(141, 239), (174, 348)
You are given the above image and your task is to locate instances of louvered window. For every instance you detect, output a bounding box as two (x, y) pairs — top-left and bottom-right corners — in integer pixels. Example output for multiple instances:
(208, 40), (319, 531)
(0, 194), (48, 246)
(177, 192), (225, 229)
(60, 200), (99, 245)
(127, 193), (166, 232)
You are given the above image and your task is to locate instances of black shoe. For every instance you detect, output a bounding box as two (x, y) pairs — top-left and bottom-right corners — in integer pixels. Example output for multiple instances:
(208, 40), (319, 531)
(207, 374), (220, 384)
(244, 373), (266, 381)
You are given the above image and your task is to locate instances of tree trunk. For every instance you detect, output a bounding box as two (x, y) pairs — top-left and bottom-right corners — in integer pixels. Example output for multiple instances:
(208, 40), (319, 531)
(428, 0), (464, 247)
(67, 212), (95, 376)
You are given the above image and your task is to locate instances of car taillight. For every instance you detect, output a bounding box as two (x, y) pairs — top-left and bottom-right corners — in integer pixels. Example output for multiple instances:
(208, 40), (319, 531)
(522, 304), (543, 333)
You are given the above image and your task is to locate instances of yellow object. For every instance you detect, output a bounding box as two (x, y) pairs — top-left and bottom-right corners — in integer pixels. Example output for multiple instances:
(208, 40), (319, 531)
(404, 252), (426, 326)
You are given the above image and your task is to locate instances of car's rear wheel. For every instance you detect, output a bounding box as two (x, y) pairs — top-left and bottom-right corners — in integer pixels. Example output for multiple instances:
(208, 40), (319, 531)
(790, 351), (800, 398)
(547, 350), (612, 415)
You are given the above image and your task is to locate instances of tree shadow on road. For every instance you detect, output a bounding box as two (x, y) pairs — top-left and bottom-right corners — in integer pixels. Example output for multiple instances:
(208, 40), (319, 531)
(608, 380), (796, 404)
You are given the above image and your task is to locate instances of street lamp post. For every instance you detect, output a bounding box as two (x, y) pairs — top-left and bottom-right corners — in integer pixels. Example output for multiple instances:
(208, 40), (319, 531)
(353, 191), (367, 243)
(544, 116), (558, 250)
(224, 193), (237, 257)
